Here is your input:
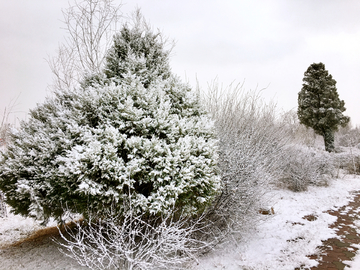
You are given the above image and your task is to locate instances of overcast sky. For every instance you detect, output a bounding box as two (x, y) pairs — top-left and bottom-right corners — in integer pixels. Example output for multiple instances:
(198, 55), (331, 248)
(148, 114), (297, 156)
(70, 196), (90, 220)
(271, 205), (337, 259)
(1, 0), (360, 126)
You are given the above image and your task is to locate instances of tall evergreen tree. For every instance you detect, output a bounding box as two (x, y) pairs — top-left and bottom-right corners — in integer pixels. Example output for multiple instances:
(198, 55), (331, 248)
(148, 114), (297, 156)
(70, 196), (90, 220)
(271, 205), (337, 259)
(297, 62), (350, 152)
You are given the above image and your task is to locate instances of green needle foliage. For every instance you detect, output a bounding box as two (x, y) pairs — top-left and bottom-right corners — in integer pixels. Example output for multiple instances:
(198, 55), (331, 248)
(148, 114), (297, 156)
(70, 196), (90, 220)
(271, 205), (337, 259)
(297, 62), (350, 152)
(0, 12), (220, 223)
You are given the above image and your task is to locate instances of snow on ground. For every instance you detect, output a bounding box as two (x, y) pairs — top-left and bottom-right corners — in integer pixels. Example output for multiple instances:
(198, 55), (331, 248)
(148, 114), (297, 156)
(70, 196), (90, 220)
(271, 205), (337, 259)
(195, 174), (360, 270)
(0, 207), (60, 249)
(345, 244), (360, 269)
(1, 175), (360, 269)
(0, 209), (87, 270)
(0, 211), (44, 249)
(345, 220), (360, 269)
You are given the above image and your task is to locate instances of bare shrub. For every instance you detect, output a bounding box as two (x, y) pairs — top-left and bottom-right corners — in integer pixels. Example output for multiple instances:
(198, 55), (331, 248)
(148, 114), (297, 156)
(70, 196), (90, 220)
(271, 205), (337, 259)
(333, 124), (360, 174)
(0, 96), (20, 149)
(201, 81), (289, 237)
(47, 0), (122, 92)
(344, 155), (360, 175)
(280, 109), (325, 149)
(332, 146), (360, 175)
(57, 207), (212, 270)
(336, 123), (360, 148)
(279, 145), (335, 192)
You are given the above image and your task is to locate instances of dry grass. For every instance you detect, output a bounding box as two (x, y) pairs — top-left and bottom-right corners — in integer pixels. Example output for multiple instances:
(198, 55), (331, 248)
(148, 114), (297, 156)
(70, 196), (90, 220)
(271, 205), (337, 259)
(9, 219), (83, 248)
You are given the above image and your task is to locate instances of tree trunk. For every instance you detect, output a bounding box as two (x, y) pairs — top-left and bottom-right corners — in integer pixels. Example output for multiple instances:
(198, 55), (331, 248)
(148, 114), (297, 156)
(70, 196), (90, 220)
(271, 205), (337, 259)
(323, 129), (335, 152)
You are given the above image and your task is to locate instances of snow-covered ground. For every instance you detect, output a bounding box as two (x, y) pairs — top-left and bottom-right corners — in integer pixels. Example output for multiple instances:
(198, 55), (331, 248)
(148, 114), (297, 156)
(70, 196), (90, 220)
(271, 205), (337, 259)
(1, 175), (360, 269)
(195, 174), (360, 270)
(0, 210), (87, 270)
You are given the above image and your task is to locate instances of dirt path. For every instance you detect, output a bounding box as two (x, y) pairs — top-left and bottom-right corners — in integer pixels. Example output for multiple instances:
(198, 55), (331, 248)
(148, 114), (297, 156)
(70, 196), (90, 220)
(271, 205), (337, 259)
(296, 191), (360, 270)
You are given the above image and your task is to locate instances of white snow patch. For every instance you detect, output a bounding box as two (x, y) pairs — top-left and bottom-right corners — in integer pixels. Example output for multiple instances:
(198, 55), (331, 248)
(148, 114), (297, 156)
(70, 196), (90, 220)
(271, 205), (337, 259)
(0, 207), (57, 248)
(195, 175), (360, 270)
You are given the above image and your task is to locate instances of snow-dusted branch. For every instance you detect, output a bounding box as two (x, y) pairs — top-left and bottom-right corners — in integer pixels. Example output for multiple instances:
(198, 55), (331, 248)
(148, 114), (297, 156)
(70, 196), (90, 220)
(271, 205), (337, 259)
(0, 95), (20, 147)
(202, 81), (289, 236)
(278, 144), (335, 192)
(0, 191), (6, 218)
(48, 0), (122, 91)
(57, 207), (212, 270)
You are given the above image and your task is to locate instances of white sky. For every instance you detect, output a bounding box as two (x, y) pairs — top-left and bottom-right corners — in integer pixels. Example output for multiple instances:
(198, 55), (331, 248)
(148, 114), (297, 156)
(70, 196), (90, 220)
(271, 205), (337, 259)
(1, 0), (360, 126)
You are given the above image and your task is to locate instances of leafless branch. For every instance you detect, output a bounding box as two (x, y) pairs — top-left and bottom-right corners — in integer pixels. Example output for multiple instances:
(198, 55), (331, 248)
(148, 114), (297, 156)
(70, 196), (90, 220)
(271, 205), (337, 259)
(56, 207), (213, 270)
(48, 0), (123, 92)
(201, 80), (289, 238)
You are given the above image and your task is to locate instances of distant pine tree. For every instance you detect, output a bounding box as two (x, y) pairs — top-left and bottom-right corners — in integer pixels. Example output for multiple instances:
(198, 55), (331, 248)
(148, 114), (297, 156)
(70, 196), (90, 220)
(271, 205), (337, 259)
(297, 62), (350, 152)
(0, 12), (220, 223)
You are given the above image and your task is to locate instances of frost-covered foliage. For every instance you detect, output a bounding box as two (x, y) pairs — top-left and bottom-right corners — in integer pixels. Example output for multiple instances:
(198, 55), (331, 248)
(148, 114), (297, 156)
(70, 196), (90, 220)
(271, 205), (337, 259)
(298, 62), (350, 152)
(332, 145), (360, 175)
(202, 82), (288, 234)
(279, 145), (335, 192)
(344, 155), (360, 175)
(333, 125), (360, 175)
(0, 120), (8, 149)
(336, 125), (360, 148)
(0, 12), (219, 222)
(0, 98), (19, 149)
(280, 109), (320, 147)
(0, 77), (219, 222)
(57, 204), (211, 270)
(0, 191), (6, 218)
(0, 123), (9, 153)
(102, 10), (172, 89)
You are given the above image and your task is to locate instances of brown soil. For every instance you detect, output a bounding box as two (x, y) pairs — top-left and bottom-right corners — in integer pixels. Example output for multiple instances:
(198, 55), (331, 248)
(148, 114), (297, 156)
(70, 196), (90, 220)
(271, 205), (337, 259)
(296, 191), (360, 270)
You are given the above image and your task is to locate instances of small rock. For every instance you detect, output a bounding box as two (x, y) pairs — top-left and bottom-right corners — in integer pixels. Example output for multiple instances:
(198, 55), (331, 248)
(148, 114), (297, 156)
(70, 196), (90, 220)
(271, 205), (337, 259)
(259, 207), (275, 215)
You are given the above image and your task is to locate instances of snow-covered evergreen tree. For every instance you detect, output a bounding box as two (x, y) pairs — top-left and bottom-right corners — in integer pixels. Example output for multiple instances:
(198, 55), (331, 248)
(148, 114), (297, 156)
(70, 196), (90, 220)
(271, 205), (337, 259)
(0, 13), (220, 222)
(103, 11), (171, 88)
(298, 62), (350, 152)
